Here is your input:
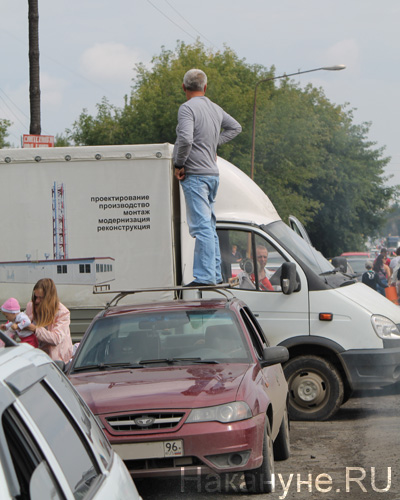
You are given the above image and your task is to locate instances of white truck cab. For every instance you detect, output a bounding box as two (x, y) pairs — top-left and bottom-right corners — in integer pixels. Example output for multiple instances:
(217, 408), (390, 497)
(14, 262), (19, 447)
(188, 157), (400, 420)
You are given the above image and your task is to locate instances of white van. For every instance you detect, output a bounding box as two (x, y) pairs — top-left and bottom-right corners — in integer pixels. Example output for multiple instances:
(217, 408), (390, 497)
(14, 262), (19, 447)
(1, 143), (399, 421)
(204, 158), (400, 420)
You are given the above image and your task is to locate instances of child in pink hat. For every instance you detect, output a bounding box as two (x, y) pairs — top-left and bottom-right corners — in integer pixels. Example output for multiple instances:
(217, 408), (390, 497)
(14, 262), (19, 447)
(1, 298), (39, 348)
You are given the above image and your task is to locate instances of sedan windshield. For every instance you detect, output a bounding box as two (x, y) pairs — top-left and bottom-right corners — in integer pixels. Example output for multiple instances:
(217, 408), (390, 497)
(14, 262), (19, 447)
(73, 309), (252, 370)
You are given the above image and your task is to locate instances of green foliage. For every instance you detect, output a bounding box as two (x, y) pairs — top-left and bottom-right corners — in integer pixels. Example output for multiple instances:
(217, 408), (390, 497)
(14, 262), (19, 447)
(54, 133), (71, 147)
(0, 118), (11, 148)
(68, 41), (266, 167)
(66, 41), (397, 256)
(66, 97), (124, 146)
(383, 203), (400, 237)
(306, 113), (396, 256)
(252, 82), (397, 255)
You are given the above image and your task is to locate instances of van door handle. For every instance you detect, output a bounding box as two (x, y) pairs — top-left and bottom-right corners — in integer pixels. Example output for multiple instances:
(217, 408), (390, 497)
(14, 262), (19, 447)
(254, 313), (259, 317)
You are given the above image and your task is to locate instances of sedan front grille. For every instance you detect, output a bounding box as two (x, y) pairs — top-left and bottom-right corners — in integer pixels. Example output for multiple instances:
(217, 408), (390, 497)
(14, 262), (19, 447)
(106, 412), (185, 432)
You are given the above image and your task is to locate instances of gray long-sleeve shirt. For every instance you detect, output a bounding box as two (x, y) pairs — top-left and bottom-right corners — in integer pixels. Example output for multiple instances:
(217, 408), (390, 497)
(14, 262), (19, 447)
(173, 96), (242, 176)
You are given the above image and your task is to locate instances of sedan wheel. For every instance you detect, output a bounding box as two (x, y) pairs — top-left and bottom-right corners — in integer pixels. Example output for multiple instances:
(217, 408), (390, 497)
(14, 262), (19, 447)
(273, 404), (290, 460)
(245, 419), (275, 493)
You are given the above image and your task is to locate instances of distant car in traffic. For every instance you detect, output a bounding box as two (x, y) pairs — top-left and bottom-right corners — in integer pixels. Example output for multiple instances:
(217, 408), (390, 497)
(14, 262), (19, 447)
(340, 252), (372, 277)
(0, 333), (141, 500)
(67, 294), (290, 494)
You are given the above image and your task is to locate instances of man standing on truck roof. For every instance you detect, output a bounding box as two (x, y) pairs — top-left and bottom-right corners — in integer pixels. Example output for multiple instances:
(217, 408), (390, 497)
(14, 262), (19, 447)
(173, 68), (242, 286)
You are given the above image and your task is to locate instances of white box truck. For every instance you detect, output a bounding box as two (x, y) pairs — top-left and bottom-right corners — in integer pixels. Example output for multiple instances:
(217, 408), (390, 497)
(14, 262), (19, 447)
(1, 143), (400, 421)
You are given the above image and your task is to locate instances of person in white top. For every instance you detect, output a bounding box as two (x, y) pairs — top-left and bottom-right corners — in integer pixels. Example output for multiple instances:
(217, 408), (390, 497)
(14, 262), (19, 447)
(1, 297), (38, 347)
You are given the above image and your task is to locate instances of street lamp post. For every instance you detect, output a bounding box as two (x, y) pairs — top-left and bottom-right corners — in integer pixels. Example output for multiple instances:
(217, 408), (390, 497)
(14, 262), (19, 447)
(250, 65), (346, 180)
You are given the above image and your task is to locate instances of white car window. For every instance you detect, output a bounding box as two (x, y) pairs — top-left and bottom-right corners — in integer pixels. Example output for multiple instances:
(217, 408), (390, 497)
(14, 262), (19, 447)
(44, 364), (112, 469)
(2, 406), (64, 499)
(18, 381), (100, 500)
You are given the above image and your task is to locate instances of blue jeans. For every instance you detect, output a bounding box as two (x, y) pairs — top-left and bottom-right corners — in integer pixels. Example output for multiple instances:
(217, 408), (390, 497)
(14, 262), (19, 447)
(181, 175), (222, 284)
(377, 277), (388, 297)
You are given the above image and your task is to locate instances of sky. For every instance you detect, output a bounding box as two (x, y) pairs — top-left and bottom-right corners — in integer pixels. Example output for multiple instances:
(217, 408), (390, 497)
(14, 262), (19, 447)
(2, 0), (400, 185)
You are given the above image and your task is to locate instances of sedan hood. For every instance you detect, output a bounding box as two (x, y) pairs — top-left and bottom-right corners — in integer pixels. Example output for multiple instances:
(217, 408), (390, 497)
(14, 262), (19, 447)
(69, 364), (250, 415)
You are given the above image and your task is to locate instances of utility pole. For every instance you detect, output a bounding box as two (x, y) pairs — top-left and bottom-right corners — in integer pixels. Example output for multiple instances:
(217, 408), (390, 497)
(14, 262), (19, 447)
(28, 0), (41, 135)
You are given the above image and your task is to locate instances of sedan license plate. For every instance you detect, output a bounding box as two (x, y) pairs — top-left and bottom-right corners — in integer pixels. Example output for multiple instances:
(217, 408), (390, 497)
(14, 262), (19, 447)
(164, 440), (183, 457)
(113, 439), (183, 460)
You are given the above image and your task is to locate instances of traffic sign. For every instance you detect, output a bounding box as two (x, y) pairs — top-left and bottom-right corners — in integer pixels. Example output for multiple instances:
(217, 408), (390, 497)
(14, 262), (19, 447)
(22, 134), (55, 148)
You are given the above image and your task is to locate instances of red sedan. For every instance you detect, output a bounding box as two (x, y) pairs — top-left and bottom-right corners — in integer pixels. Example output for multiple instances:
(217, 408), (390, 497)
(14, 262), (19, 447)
(67, 297), (289, 494)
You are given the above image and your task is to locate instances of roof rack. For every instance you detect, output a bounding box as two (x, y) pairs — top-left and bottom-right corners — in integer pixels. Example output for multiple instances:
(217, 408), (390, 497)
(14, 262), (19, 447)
(93, 283), (235, 308)
(0, 331), (19, 347)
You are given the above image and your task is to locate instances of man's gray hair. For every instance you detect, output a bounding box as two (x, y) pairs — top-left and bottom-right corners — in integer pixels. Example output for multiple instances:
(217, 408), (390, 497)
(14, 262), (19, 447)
(183, 69), (207, 91)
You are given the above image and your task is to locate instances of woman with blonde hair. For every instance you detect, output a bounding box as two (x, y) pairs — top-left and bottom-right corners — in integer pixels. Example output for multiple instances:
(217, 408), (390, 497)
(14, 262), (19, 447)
(25, 278), (73, 362)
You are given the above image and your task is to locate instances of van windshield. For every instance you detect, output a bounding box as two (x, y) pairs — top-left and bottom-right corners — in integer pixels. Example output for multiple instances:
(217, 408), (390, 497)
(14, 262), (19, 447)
(263, 221), (334, 275)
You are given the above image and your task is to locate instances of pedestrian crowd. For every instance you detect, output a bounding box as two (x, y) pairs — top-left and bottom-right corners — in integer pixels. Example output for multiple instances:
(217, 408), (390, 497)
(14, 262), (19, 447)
(362, 247), (400, 299)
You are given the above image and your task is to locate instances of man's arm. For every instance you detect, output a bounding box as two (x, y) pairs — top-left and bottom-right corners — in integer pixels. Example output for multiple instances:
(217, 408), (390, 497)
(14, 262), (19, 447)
(218, 111), (242, 146)
(174, 105), (194, 167)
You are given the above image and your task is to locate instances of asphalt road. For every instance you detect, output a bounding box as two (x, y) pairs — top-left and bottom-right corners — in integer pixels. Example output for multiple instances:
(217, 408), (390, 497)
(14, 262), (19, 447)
(135, 383), (400, 499)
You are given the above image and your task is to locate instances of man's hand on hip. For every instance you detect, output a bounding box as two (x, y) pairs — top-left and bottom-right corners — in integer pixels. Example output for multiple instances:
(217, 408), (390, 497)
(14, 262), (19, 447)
(174, 167), (185, 181)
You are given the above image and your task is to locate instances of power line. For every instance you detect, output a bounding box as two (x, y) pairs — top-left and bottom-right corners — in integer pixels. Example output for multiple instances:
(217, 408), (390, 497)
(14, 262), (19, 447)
(146, 0), (199, 42)
(0, 90), (28, 134)
(0, 88), (55, 138)
(0, 87), (29, 120)
(163, 0), (217, 49)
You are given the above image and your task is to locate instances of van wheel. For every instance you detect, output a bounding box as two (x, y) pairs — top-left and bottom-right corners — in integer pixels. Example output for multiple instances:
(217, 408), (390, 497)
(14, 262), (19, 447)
(273, 404), (290, 460)
(244, 420), (275, 493)
(284, 355), (344, 421)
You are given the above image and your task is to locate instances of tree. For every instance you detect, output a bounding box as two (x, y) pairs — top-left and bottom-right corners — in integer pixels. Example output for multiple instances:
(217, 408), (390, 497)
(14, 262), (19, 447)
(306, 112), (395, 256)
(0, 119), (11, 148)
(69, 41), (267, 167)
(67, 41), (396, 255)
(54, 133), (71, 147)
(66, 98), (123, 146)
(383, 203), (400, 238)
(28, 0), (41, 135)
(252, 82), (396, 255)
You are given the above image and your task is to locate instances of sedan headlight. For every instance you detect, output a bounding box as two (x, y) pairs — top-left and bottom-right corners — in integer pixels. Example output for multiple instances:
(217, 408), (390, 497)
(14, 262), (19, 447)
(371, 315), (400, 340)
(186, 402), (252, 424)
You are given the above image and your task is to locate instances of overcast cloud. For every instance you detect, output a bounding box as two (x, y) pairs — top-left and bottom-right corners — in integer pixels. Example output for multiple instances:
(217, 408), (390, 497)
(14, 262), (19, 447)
(2, 0), (399, 184)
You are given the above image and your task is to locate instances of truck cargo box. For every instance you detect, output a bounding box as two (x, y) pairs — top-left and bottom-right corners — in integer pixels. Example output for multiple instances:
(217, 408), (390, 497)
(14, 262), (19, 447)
(0, 144), (178, 336)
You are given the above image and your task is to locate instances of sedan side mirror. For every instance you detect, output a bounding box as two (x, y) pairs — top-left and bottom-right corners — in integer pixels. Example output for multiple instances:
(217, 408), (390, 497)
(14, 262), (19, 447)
(260, 345), (289, 367)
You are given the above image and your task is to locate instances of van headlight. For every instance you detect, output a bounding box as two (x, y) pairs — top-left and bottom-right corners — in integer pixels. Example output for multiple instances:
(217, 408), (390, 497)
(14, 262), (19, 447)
(186, 402), (252, 423)
(371, 315), (400, 339)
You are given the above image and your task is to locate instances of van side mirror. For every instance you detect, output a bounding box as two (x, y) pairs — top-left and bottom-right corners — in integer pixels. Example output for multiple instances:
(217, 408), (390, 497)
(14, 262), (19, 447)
(280, 262), (300, 295)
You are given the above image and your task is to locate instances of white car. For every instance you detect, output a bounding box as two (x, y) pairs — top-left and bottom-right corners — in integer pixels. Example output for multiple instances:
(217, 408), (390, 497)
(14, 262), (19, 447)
(0, 333), (141, 500)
